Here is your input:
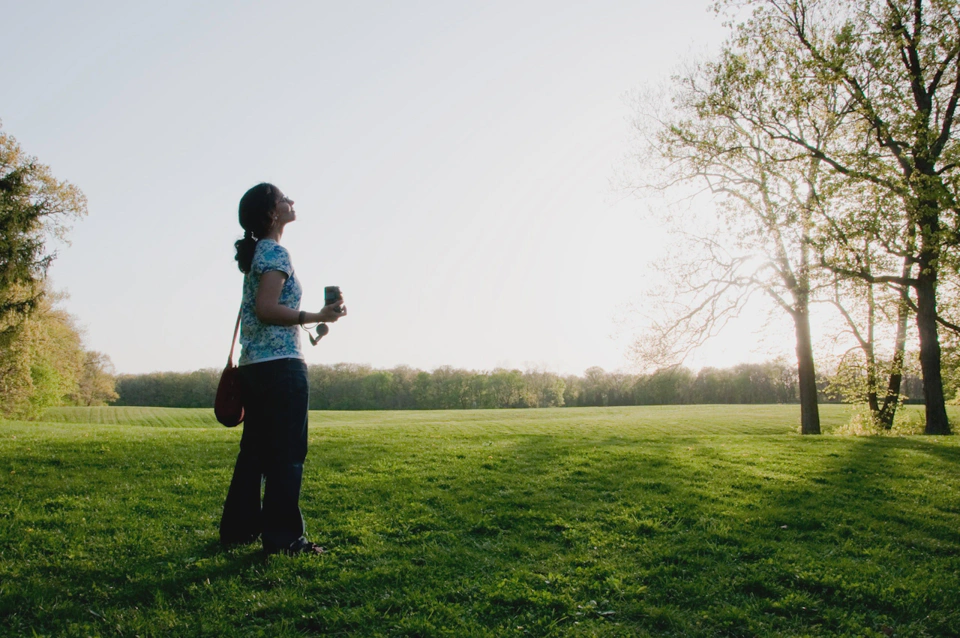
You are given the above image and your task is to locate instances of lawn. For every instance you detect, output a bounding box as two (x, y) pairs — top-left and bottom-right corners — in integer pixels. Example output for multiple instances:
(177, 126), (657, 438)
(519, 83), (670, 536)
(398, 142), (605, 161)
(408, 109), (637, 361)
(1, 405), (958, 637)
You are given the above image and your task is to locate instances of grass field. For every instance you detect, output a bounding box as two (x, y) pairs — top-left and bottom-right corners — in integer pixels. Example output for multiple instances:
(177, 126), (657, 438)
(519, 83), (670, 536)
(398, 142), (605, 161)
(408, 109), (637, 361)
(1, 405), (959, 637)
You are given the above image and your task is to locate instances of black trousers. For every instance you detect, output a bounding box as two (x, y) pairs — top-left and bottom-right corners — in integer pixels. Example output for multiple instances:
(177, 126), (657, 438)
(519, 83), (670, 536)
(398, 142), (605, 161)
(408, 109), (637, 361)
(219, 357), (310, 551)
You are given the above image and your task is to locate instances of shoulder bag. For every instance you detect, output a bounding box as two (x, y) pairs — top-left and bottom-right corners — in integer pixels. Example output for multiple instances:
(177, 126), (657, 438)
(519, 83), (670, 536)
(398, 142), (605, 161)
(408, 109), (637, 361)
(214, 309), (245, 427)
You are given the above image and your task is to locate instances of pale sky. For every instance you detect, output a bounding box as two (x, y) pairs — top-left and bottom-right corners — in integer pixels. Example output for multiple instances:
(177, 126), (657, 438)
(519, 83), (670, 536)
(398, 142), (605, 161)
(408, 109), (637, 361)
(3, 0), (797, 375)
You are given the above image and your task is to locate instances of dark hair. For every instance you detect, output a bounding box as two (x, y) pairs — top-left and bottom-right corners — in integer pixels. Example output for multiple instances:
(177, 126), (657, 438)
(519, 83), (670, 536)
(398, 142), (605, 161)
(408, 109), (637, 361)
(234, 182), (281, 273)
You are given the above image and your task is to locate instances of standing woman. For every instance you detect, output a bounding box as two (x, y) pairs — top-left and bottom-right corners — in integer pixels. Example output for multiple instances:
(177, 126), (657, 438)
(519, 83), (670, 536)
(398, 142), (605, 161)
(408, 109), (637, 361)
(220, 182), (345, 555)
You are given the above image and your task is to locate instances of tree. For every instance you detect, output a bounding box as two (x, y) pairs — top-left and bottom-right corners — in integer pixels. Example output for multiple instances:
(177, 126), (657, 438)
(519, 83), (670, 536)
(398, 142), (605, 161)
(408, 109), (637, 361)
(629, 46), (843, 432)
(0, 290), (89, 418)
(486, 368), (527, 408)
(0, 121), (86, 341)
(67, 350), (119, 406)
(633, 368), (695, 405)
(581, 367), (611, 406)
(562, 374), (583, 406)
(722, 0), (960, 434)
(522, 369), (566, 407)
(824, 245), (913, 428)
(432, 366), (474, 409)
(0, 122), (89, 417)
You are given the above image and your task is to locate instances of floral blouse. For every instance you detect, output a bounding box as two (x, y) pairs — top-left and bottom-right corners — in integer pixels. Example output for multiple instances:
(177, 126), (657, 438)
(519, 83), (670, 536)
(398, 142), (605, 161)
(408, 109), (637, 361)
(238, 239), (303, 365)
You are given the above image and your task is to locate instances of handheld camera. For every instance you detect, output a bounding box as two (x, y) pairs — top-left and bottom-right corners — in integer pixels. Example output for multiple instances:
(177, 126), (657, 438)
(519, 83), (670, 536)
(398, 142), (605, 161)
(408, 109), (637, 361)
(324, 285), (344, 314)
(309, 285), (344, 346)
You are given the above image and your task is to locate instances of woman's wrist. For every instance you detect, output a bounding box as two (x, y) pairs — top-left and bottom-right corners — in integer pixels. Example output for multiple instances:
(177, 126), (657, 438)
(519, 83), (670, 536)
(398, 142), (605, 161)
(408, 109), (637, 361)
(299, 311), (322, 325)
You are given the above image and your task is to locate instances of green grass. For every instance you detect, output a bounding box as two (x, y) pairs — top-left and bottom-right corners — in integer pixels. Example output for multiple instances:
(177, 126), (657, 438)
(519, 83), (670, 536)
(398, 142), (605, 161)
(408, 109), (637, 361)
(1, 405), (958, 637)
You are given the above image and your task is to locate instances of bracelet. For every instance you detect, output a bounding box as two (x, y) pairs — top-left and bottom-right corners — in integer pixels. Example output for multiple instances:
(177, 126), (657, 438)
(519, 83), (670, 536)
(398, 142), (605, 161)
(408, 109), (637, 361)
(298, 310), (306, 326)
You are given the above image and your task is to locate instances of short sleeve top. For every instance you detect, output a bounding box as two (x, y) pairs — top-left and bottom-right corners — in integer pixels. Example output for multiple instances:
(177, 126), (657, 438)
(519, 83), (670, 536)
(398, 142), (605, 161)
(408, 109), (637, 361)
(238, 239), (303, 366)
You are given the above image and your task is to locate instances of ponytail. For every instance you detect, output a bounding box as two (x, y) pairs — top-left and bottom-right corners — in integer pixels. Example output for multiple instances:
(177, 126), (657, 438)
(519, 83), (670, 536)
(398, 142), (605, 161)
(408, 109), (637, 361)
(234, 183), (280, 274)
(234, 230), (257, 274)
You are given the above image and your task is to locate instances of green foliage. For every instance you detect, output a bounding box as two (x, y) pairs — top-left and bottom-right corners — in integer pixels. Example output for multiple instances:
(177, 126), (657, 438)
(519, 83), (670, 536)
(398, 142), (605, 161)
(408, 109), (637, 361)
(28, 358), (69, 414)
(939, 331), (960, 404)
(66, 350), (120, 406)
(829, 404), (927, 436)
(114, 369), (221, 408)
(824, 352), (902, 404)
(0, 121), (86, 339)
(0, 290), (118, 418)
(0, 294), (84, 419)
(1, 405), (958, 636)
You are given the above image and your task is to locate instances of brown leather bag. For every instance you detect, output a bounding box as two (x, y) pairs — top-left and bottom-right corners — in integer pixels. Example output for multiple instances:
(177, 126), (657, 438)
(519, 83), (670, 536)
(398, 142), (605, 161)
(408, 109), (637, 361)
(214, 309), (245, 427)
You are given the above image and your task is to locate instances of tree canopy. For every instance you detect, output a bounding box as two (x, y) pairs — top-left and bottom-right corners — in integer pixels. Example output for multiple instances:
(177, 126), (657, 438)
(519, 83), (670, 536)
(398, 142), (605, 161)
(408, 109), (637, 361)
(0, 121), (86, 340)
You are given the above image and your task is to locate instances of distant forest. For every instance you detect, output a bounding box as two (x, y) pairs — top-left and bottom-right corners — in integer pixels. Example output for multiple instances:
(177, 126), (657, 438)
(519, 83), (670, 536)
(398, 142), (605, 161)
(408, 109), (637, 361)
(113, 361), (927, 410)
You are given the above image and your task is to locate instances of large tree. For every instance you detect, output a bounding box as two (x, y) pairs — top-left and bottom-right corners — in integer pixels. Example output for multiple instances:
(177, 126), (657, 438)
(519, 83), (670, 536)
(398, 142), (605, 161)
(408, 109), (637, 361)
(629, 51), (844, 433)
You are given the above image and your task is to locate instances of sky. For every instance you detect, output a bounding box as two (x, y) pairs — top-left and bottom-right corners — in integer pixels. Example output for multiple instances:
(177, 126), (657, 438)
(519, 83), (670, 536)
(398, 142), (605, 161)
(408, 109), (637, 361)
(2, 0), (800, 376)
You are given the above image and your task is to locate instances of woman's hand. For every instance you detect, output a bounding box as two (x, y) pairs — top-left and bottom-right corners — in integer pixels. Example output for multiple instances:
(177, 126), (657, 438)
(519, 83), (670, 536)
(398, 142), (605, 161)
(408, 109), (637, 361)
(318, 297), (346, 323)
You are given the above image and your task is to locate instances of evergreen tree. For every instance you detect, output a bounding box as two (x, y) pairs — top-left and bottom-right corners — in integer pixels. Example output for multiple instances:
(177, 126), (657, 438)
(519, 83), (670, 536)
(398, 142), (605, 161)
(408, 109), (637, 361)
(0, 121), (86, 341)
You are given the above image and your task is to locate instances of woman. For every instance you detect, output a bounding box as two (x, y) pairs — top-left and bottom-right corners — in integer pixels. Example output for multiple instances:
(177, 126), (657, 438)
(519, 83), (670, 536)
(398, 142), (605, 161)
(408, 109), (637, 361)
(219, 182), (345, 555)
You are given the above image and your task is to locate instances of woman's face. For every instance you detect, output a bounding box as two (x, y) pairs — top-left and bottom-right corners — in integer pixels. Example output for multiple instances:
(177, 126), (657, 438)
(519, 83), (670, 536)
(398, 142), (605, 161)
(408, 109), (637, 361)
(272, 190), (296, 228)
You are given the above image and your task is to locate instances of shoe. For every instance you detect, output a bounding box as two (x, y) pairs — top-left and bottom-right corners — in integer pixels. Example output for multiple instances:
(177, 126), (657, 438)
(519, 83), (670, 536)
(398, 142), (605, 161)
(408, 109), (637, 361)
(265, 538), (327, 556)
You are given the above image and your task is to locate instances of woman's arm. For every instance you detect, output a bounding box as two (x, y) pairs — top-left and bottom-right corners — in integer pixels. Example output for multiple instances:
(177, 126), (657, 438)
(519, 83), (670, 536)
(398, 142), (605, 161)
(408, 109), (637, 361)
(255, 271), (345, 326)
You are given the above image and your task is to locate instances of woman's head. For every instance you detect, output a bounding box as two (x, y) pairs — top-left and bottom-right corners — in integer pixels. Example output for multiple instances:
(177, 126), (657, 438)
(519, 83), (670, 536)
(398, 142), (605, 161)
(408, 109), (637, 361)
(234, 183), (294, 273)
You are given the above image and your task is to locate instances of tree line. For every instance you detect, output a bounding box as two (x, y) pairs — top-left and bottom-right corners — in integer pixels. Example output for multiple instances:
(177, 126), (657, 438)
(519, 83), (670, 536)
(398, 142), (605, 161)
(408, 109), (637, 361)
(112, 360), (931, 411)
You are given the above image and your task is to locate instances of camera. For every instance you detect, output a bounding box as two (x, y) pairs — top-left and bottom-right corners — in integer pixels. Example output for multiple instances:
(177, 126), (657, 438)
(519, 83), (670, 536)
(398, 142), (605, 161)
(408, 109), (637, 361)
(308, 286), (344, 346)
(324, 285), (344, 314)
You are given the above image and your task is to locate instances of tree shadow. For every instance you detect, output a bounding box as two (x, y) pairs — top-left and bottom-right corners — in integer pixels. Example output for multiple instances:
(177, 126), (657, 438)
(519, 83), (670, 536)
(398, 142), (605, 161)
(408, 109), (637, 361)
(440, 430), (960, 635)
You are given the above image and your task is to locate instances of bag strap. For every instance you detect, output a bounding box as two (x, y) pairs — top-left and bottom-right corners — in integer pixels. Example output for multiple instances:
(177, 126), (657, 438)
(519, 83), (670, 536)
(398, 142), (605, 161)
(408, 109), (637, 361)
(227, 308), (242, 367)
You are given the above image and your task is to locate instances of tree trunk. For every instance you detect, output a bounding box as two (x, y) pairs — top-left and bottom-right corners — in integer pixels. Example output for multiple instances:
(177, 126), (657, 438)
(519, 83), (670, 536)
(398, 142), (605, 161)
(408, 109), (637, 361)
(877, 277), (911, 429)
(915, 273), (951, 434)
(864, 274), (880, 418)
(793, 307), (821, 434)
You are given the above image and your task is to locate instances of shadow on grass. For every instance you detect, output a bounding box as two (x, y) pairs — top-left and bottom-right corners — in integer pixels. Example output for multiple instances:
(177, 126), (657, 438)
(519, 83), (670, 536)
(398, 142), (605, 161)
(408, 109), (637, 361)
(437, 432), (960, 636)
